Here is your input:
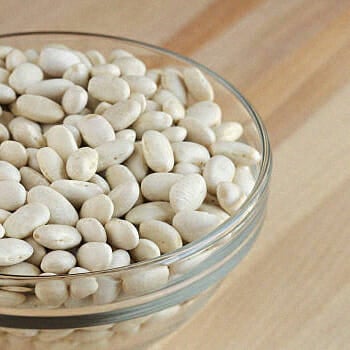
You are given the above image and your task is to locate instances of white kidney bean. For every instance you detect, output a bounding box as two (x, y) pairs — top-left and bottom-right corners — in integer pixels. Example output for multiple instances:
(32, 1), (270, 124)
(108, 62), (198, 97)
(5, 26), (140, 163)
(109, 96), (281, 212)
(0, 83), (16, 105)
(199, 203), (230, 223)
(26, 78), (74, 102)
(85, 50), (106, 66)
(109, 49), (133, 61)
(66, 147), (98, 181)
(125, 201), (175, 225)
(124, 142), (149, 182)
(0, 238), (33, 266)
(9, 116), (45, 148)
(105, 164), (136, 189)
(6, 49), (27, 71)
(110, 249), (131, 268)
(0, 160), (21, 182)
(9, 62), (43, 94)
(91, 63), (120, 77)
(109, 181), (139, 217)
(139, 220), (183, 253)
(88, 75), (130, 103)
(216, 182), (244, 215)
(37, 147), (67, 182)
(27, 185), (79, 225)
(26, 237), (46, 266)
(12, 94), (64, 123)
(169, 174), (207, 212)
(0, 180), (26, 211)
(103, 99), (141, 131)
(0, 140), (27, 168)
(77, 242), (112, 271)
(133, 111), (172, 139)
(62, 85), (88, 114)
(141, 172), (183, 201)
(183, 67), (214, 101)
(94, 101), (112, 115)
(172, 141), (210, 165)
(173, 210), (221, 242)
(162, 97), (185, 122)
(123, 75), (157, 97)
(0, 261), (40, 276)
(0, 124), (9, 142)
(173, 162), (201, 175)
(142, 130), (174, 172)
(76, 218), (107, 243)
(69, 267), (99, 299)
(161, 126), (187, 142)
(214, 121), (243, 141)
(35, 273), (68, 306)
(93, 276), (121, 305)
(161, 69), (187, 105)
(113, 56), (146, 76)
(39, 48), (80, 77)
(203, 155), (236, 194)
(130, 238), (161, 262)
(0, 67), (9, 84)
(24, 48), (39, 63)
(129, 92), (146, 112)
(26, 148), (40, 171)
(80, 194), (114, 224)
(96, 139), (134, 172)
(41, 250), (76, 274)
(115, 128), (137, 142)
(33, 225), (82, 250)
(179, 117), (216, 146)
(234, 165), (256, 195)
(210, 141), (261, 165)
(51, 180), (103, 208)
(4, 203), (50, 239)
(105, 218), (139, 250)
(0, 209), (10, 224)
(77, 114), (115, 147)
(186, 101), (222, 127)
(122, 266), (169, 295)
(145, 99), (161, 112)
(0, 290), (26, 306)
(89, 174), (110, 194)
(63, 63), (90, 88)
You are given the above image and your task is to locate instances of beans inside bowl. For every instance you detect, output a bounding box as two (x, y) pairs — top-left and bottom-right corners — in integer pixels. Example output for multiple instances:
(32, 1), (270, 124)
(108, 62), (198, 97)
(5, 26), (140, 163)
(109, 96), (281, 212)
(0, 32), (271, 350)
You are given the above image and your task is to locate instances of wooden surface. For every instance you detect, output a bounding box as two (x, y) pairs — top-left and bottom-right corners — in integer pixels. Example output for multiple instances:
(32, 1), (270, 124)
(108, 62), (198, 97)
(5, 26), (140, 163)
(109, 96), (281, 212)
(0, 1), (349, 349)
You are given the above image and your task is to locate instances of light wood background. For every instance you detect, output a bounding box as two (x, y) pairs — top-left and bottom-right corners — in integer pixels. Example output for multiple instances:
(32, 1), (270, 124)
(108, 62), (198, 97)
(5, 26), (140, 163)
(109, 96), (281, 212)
(0, 1), (349, 349)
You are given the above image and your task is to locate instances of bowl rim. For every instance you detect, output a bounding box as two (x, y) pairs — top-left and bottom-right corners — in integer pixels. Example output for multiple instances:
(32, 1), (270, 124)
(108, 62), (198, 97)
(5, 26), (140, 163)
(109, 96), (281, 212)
(0, 31), (272, 281)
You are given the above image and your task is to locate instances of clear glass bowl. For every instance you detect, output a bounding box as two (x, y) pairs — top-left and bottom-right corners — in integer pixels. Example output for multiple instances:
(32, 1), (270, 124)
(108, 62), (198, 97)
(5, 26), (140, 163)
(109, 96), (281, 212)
(0, 32), (272, 350)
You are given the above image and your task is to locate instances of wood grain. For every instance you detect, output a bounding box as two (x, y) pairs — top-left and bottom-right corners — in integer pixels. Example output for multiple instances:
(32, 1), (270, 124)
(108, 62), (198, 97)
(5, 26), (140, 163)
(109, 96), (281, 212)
(0, 1), (349, 349)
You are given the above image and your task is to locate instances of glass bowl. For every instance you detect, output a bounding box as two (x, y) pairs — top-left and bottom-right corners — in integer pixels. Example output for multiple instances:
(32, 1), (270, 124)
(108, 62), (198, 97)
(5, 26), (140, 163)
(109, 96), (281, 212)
(0, 31), (272, 350)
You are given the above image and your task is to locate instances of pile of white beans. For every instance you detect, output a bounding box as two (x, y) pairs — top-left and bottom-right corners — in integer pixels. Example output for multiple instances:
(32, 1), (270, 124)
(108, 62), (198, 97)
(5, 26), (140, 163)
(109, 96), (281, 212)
(0, 44), (260, 308)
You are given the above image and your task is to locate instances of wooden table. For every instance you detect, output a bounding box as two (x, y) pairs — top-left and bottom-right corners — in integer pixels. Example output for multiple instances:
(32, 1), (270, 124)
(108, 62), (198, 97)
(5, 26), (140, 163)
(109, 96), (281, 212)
(0, 1), (349, 349)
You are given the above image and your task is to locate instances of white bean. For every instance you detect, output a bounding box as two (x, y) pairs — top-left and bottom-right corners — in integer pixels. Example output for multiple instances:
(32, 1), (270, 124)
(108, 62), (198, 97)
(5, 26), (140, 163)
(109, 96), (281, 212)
(217, 182), (245, 214)
(161, 126), (187, 142)
(0, 261), (40, 276)
(41, 251), (76, 274)
(199, 203), (230, 223)
(203, 155), (236, 194)
(186, 101), (221, 127)
(0, 83), (16, 104)
(123, 75), (157, 97)
(0, 160), (21, 182)
(142, 130), (174, 172)
(35, 273), (68, 306)
(77, 242), (112, 271)
(63, 63), (89, 88)
(4, 203), (50, 239)
(0, 124), (9, 142)
(145, 99), (161, 111)
(93, 276), (121, 305)
(141, 172), (183, 201)
(94, 101), (112, 115)
(115, 128), (137, 142)
(105, 218), (139, 250)
(89, 174), (110, 194)
(80, 194), (113, 224)
(0, 180), (26, 211)
(179, 117), (216, 146)
(37, 147), (67, 182)
(109, 49), (133, 61)
(129, 92), (147, 112)
(169, 174), (207, 212)
(162, 98), (185, 122)
(173, 210), (221, 242)
(124, 142), (149, 182)
(130, 238), (160, 261)
(90, 63), (120, 77)
(113, 56), (146, 76)
(85, 50), (106, 66)
(88, 76), (130, 103)
(172, 141), (210, 166)
(0, 67), (9, 84)
(62, 85), (88, 114)
(139, 220), (183, 254)
(109, 181), (140, 217)
(125, 201), (175, 225)
(76, 218), (107, 243)
(213, 121), (243, 141)
(26, 237), (46, 266)
(133, 111), (172, 139)
(26, 148), (40, 171)
(50, 180), (103, 208)
(0, 209), (10, 224)
(27, 185), (79, 225)
(173, 162), (201, 175)
(0, 238), (33, 266)
(0, 140), (28, 168)
(6, 49), (27, 71)
(26, 78), (74, 102)
(69, 267), (99, 299)
(0, 290), (26, 306)
(110, 249), (130, 268)
(24, 49), (39, 63)
(66, 147), (98, 181)
(183, 67), (214, 101)
(8, 116), (45, 148)
(9, 62), (43, 94)
(39, 48), (80, 77)
(210, 141), (261, 165)
(234, 166), (256, 196)
(12, 94), (64, 123)
(161, 69), (187, 105)
(77, 114), (115, 147)
(33, 225), (82, 250)
(96, 139), (134, 172)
